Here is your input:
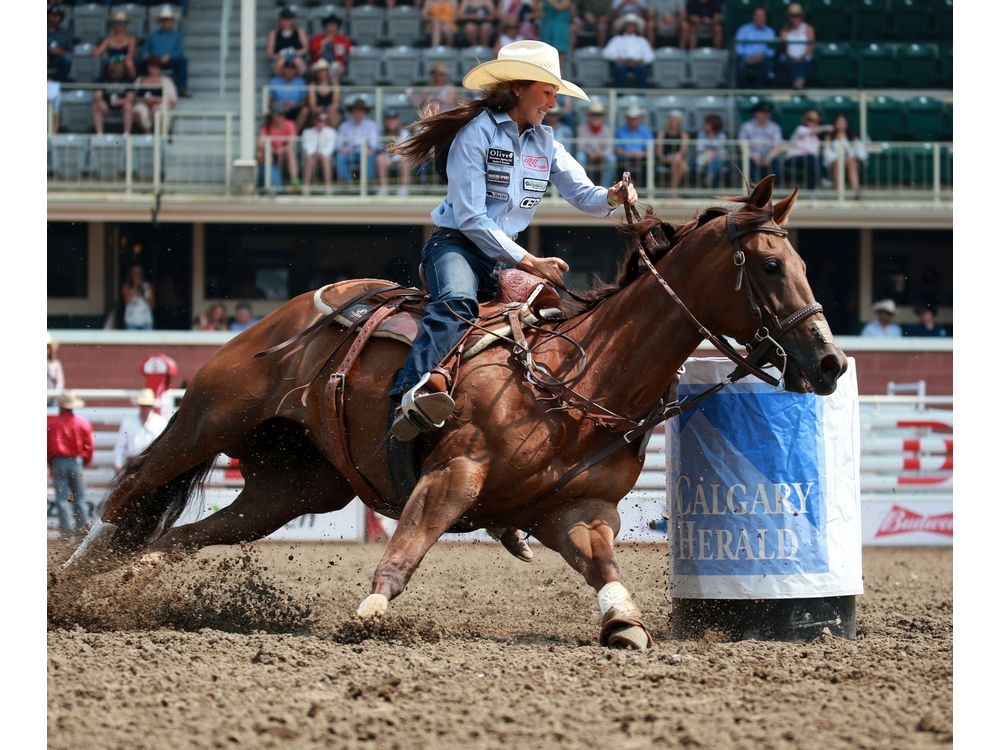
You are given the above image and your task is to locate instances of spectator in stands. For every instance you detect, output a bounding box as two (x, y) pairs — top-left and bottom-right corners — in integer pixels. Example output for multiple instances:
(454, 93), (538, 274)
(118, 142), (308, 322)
(537, 0), (574, 69)
(543, 107), (574, 141)
(47, 390), (95, 536)
(307, 58), (343, 130)
(458, 0), (500, 48)
(495, 16), (526, 52)
(47, 5), (74, 83)
(47, 333), (65, 406)
(614, 102), (655, 186)
(229, 302), (259, 332)
(139, 6), (190, 98)
(694, 112), (726, 189)
(783, 108), (829, 190)
(778, 3), (814, 90)
(122, 263), (156, 330)
(602, 13), (655, 88)
(193, 302), (228, 331)
(860, 299), (902, 337)
(424, 0), (460, 47)
(133, 58), (178, 135)
(407, 62), (459, 116)
(822, 113), (866, 193)
(650, 0), (684, 47)
(611, 0), (656, 39)
(576, 99), (615, 187)
(336, 97), (380, 186)
(267, 7), (309, 77)
(93, 9), (139, 80)
(302, 110), (338, 194)
(737, 101), (782, 185)
(256, 109), (300, 190)
(656, 109), (689, 195)
(92, 55), (137, 134)
(48, 76), (62, 133)
(734, 6), (776, 89)
(679, 0), (723, 50)
(906, 303), (949, 338)
(113, 389), (169, 472)
(376, 110), (413, 196)
(309, 13), (352, 77)
(571, 0), (613, 49)
(269, 61), (310, 134)
(498, 0), (539, 41)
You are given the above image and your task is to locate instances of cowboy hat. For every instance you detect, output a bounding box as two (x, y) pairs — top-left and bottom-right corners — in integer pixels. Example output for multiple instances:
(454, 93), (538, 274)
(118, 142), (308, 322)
(311, 57), (330, 72)
(614, 13), (646, 34)
(133, 388), (159, 407)
(111, 9), (129, 22)
(57, 390), (84, 409)
(586, 100), (606, 114)
(787, 3), (805, 16)
(347, 96), (371, 110)
(623, 104), (646, 118)
(462, 40), (589, 101)
(157, 6), (177, 20)
(872, 299), (896, 315)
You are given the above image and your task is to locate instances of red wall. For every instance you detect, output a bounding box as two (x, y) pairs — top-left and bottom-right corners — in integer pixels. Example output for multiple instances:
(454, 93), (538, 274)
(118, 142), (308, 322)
(54, 341), (953, 396)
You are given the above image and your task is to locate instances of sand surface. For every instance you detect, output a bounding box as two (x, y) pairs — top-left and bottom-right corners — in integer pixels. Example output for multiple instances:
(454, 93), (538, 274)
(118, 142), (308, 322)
(47, 540), (952, 749)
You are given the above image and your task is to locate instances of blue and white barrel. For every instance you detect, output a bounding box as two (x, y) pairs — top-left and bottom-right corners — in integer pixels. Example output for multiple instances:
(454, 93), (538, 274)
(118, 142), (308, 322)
(666, 357), (864, 640)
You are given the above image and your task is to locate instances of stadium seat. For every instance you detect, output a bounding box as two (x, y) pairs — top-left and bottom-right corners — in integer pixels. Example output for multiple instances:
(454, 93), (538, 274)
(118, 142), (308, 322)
(810, 43), (857, 88)
(818, 94), (861, 136)
(864, 95), (907, 141)
(650, 47), (689, 88)
(808, 0), (853, 42)
(306, 5), (341, 35)
(49, 134), (90, 180)
(865, 143), (907, 187)
(90, 133), (126, 180)
(385, 6), (424, 48)
(895, 43), (939, 89)
(936, 44), (952, 88)
(420, 46), (461, 83)
(71, 43), (100, 84)
(859, 43), (897, 88)
(736, 94), (771, 126)
(570, 47), (612, 88)
(853, 0), (892, 43)
(380, 91), (419, 130)
(904, 142), (948, 188)
(687, 47), (729, 88)
(650, 94), (695, 132)
(381, 46), (423, 86)
(904, 96), (947, 142)
(458, 45), (495, 71)
(724, 0), (757, 40)
(59, 89), (95, 133)
(940, 100), (952, 141)
(691, 94), (732, 136)
(131, 134), (159, 182)
(72, 3), (110, 44)
(890, 0), (932, 41)
(929, 0), (953, 41)
(347, 6), (386, 47)
(774, 94), (819, 138)
(343, 45), (382, 86)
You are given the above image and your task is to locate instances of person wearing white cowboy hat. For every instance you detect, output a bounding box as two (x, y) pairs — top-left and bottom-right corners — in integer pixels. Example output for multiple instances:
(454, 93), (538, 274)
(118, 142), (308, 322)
(602, 12), (655, 88)
(860, 298), (903, 338)
(47, 390), (95, 534)
(113, 389), (170, 472)
(140, 3), (190, 97)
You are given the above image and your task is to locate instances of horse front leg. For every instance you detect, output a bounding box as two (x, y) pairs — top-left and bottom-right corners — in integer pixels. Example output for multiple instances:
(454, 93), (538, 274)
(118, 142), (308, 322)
(533, 499), (653, 650)
(356, 457), (485, 619)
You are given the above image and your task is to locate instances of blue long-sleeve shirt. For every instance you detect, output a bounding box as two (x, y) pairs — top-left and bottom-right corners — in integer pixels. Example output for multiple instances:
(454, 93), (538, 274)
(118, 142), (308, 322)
(734, 22), (777, 59)
(431, 109), (612, 265)
(140, 29), (186, 60)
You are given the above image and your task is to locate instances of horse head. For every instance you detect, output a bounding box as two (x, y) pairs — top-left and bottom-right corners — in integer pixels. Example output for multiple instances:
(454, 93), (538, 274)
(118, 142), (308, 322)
(674, 175), (848, 395)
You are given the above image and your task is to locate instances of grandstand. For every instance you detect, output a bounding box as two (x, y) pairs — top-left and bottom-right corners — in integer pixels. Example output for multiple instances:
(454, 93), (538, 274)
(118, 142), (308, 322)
(46, 0), (953, 339)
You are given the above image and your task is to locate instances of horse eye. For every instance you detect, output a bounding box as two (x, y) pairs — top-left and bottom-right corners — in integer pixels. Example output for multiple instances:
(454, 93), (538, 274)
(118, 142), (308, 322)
(763, 258), (782, 274)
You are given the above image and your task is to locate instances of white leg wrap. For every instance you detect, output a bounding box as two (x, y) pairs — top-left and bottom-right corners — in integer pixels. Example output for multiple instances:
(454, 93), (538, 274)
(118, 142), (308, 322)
(63, 520), (118, 568)
(598, 581), (631, 616)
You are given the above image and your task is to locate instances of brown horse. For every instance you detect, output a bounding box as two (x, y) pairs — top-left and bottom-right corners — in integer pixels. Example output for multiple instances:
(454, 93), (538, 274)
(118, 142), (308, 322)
(66, 176), (847, 648)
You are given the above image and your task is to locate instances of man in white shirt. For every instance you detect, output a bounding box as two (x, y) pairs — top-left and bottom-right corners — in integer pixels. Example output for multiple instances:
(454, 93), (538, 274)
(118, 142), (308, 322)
(602, 13), (655, 88)
(113, 389), (169, 471)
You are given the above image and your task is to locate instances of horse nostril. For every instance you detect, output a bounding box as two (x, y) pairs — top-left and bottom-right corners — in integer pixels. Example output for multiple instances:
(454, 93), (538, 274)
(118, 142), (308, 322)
(820, 353), (847, 380)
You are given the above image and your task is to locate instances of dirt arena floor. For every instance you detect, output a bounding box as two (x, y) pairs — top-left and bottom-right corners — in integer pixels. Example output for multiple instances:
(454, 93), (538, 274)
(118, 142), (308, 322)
(47, 539), (952, 749)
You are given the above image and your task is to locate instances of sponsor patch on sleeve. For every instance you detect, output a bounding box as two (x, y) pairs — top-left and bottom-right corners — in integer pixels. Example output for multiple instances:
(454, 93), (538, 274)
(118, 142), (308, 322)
(487, 170), (511, 186)
(487, 148), (515, 166)
(486, 189), (510, 202)
(523, 177), (549, 192)
(522, 155), (549, 171)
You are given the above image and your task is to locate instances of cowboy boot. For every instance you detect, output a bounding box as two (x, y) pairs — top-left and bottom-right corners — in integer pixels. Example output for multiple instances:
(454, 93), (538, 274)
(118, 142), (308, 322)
(391, 372), (455, 442)
(486, 527), (534, 562)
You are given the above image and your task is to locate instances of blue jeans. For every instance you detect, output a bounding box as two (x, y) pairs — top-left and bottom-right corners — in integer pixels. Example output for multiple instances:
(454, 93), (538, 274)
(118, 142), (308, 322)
(336, 150), (376, 183)
(611, 62), (649, 88)
(51, 456), (89, 532)
(390, 231), (503, 399)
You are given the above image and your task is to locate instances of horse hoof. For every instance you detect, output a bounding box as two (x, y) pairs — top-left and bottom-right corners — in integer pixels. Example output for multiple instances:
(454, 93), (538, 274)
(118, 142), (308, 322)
(607, 624), (653, 650)
(356, 593), (388, 619)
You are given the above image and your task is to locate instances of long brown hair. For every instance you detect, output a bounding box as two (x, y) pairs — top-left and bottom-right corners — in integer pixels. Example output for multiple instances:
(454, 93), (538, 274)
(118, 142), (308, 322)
(389, 81), (524, 162)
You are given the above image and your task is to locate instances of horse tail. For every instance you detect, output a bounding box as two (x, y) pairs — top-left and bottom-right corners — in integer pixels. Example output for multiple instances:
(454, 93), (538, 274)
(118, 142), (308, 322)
(107, 414), (217, 554)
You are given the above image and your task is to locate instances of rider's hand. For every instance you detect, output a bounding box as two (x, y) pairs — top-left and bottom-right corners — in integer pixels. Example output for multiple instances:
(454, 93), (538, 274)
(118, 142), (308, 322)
(518, 253), (569, 288)
(607, 179), (638, 208)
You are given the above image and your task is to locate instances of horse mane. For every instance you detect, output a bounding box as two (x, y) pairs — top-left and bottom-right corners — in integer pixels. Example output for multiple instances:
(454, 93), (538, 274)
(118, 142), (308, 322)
(560, 195), (775, 316)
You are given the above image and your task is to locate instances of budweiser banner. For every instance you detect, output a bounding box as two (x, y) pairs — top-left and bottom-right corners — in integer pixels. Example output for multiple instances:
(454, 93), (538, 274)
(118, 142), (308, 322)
(667, 357), (864, 599)
(861, 500), (953, 546)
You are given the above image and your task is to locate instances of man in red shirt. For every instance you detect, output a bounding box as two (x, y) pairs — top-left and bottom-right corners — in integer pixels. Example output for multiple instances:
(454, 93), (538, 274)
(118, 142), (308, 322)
(47, 391), (95, 535)
(309, 14), (352, 77)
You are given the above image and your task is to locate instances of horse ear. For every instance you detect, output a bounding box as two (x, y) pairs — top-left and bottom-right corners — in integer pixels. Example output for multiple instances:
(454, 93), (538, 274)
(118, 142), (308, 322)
(747, 175), (775, 207)
(772, 185), (800, 226)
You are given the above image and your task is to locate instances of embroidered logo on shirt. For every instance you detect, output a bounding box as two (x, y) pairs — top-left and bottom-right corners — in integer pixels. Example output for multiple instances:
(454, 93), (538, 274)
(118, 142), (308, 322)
(486, 189), (509, 202)
(522, 155), (549, 172)
(487, 170), (511, 186)
(519, 197), (541, 209)
(523, 177), (548, 192)
(487, 148), (515, 166)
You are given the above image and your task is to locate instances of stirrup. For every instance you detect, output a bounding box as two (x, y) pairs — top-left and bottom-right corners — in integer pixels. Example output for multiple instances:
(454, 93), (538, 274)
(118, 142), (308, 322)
(391, 374), (456, 442)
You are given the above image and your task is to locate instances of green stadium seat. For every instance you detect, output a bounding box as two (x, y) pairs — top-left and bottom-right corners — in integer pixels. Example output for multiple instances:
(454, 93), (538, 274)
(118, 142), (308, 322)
(940, 101), (952, 141)
(809, 0), (854, 42)
(937, 44), (952, 87)
(890, 0), (932, 41)
(896, 43), (939, 89)
(775, 94), (819, 138)
(904, 95), (947, 142)
(859, 42), (898, 87)
(854, 0), (892, 43)
(866, 143), (907, 187)
(864, 94), (907, 141)
(905, 142), (950, 188)
(819, 95), (861, 136)
(929, 0), (953, 41)
(737, 94), (772, 125)
(811, 42), (858, 88)
(724, 0), (757, 40)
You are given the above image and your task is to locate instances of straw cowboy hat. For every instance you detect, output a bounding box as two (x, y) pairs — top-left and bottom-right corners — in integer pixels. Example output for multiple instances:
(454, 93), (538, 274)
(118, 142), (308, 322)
(57, 390), (85, 409)
(132, 388), (159, 407)
(462, 40), (590, 101)
(311, 58), (330, 72)
(872, 299), (896, 315)
(586, 100), (606, 114)
(47, 331), (59, 351)
(614, 12), (646, 34)
(157, 6), (178, 20)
